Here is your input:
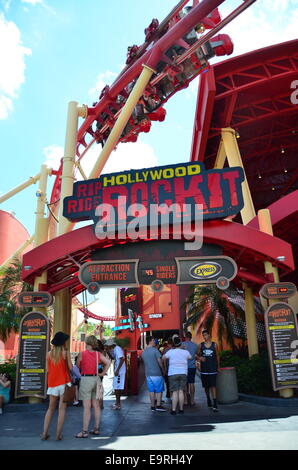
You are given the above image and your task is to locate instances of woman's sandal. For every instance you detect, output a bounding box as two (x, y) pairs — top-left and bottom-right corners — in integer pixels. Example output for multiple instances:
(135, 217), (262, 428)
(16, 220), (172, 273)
(90, 428), (100, 435)
(40, 433), (50, 440)
(56, 434), (63, 441)
(75, 430), (89, 438)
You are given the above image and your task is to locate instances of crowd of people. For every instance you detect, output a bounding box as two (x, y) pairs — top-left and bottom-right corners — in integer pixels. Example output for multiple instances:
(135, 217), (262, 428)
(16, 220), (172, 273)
(0, 328), (219, 438)
(141, 330), (219, 415)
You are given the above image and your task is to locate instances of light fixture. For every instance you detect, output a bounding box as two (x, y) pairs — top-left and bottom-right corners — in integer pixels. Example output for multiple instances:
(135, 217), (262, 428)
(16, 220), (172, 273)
(281, 147), (285, 154)
(284, 168), (288, 173)
(258, 172), (262, 179)
(272, 186), (275, 190)
(235, 130), (240, 139)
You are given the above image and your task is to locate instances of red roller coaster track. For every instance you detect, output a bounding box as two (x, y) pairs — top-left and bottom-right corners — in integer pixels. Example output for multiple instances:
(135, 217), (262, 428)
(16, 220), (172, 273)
(50, 0), (256, 208)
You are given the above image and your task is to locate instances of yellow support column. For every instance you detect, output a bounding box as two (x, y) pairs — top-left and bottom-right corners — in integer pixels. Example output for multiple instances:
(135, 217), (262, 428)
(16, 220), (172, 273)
(243, 283), (259, 357)
(221, 128), (256, 225)
(258, 209), (294, 398)
(33, 164), (50, 296)
(54, 101), (87, 336)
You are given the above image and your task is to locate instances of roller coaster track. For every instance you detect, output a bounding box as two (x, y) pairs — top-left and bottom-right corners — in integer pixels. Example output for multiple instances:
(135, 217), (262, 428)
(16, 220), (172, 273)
(50, 0), (256, 207)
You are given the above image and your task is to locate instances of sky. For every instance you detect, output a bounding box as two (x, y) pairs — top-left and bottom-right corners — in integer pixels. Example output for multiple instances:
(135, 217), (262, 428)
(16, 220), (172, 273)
(0, 0), (297, 319)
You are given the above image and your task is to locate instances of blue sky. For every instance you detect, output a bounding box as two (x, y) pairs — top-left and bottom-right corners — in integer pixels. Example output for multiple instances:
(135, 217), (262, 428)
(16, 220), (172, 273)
(0, 0), (297, 317)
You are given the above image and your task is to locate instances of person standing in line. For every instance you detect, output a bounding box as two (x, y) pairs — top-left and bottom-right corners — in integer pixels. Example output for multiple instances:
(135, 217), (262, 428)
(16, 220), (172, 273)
(105, 338), (126, 410)
(141, 337), (167, 412)
(162, 336), (191, 415)
(0, 373), (11, 415)
(182, 331), (198, 406)
(41, 332), (73, 441)
(162, 337), (173, 399)
(75, 335), (110, 438)
(71, 355), (81, 406)
(197, 329), (220, 412)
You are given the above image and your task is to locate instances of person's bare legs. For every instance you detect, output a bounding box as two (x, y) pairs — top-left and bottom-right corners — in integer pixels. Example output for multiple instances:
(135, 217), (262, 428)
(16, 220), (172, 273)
(115, 390), (122, 407)
(82, 399), (92, 432)
(171, 391), (178, 411)
(91, 398), (101, 431)
(189, 383), (195, 405)
(155, 392), (162, 407)
(42, 395), (58, 438)
(178, 389), (185, 411)
(56, 395), (67, 439)
(149, 392), (156, 407)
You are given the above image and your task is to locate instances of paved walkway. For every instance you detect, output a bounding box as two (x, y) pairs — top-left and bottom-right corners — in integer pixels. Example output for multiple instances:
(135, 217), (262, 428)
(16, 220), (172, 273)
(1, 376), (298, 450)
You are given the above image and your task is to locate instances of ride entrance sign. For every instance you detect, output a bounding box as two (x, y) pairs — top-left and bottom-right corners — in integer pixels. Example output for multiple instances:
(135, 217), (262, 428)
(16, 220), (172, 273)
(264, 302), (298, 391)
(15, 311), (50, 399)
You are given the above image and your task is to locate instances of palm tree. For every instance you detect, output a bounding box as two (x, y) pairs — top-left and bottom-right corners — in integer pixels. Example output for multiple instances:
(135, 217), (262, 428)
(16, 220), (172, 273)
(0, 257), (33, 342)
(183, 284), (247, 350)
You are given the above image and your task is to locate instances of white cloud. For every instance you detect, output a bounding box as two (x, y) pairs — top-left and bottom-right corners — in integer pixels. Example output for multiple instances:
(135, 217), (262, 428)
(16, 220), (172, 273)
(219, 1), (298, 57)
(88, 71), (118, 102)
(0, 14), (31, 119)
(21, 0), (42, 4)
(80, 140), (159, 178)
(43, 140), (159, 180)
(43, 144), (63, 170)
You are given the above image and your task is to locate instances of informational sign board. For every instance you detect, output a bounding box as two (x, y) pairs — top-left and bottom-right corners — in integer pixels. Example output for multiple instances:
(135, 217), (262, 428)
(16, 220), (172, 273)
(260, 282), (297, 300)
(79, 255), (237, 289)
(63, 161), (245, 226)
(15, 311), (50, 399)
(264, 302), (298, 391)
(176, 256), (237, 285)
(17, 291), (53, 308)
(79, 260), (139, 288)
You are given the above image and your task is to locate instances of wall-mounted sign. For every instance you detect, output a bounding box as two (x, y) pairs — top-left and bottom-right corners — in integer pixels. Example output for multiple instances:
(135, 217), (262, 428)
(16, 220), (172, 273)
(15, 311), (50, 399)
(260, 282), (297, 300)
(264, 302), (298, 391)
(63, 162), (244, 231)
(79, 260), (139, 288)
(149, 314), (163, 319)
(17, 291), (53, 308)
(176, 256), (237, 285)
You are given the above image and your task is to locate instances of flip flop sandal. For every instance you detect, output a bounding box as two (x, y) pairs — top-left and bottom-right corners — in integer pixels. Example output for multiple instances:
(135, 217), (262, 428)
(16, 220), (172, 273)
(40, 434), (50, 441)
(90, 428), (100, 435)
(111, 404), (121, 410)
(75, 430), (89, 438)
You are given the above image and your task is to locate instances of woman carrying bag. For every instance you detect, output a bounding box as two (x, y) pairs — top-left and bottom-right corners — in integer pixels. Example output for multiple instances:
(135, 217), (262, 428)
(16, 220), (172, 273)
(75, 335), (110, 438)
(41, 331), (73, 441)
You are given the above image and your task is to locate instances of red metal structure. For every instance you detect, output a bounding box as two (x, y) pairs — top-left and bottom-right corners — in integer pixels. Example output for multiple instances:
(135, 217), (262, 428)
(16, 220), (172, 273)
(191, 39), (298, 287)
(21, 1), (298, 362)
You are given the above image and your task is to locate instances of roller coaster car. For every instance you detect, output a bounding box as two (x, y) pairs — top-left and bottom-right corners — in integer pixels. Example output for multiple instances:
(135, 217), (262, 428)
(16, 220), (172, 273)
(94, 6), (233, 146)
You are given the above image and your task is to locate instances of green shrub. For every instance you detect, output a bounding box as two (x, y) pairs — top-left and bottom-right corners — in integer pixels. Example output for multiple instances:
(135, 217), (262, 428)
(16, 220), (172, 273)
(0, 358), (16, 381)
(220, 349), (275, 397)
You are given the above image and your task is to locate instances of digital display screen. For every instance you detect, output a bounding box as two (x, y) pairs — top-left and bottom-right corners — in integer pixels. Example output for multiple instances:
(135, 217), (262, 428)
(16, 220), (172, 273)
(138, 261), (177, 284)
(18, 292), (53, 307)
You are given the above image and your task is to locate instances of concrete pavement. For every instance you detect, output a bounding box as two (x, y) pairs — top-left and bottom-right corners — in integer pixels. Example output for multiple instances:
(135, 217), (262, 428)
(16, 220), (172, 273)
(1, 376), (298, 451)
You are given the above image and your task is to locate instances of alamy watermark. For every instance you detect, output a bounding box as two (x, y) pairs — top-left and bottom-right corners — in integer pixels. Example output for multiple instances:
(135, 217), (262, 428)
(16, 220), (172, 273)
(94, 196), (203, 250)
(290, 80), (298, 104)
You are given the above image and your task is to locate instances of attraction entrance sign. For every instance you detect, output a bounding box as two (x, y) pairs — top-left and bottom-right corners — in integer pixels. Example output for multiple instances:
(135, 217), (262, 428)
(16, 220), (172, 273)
(15, 311), (50, 399)
(264, 303), (298, 391)
(63, 162), (244, 235)
(79, 253), (237, 289)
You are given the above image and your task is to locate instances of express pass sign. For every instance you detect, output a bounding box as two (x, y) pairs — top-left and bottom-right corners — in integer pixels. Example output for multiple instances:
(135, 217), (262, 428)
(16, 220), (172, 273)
(63, 161), (244, 227)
